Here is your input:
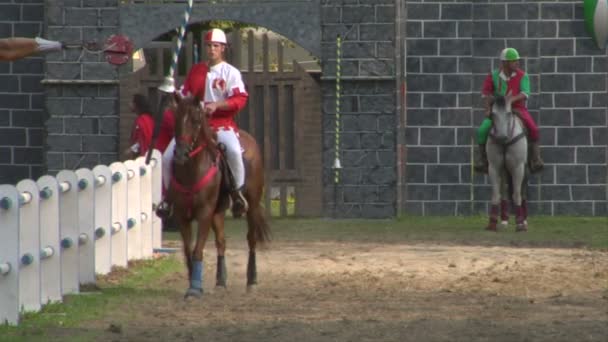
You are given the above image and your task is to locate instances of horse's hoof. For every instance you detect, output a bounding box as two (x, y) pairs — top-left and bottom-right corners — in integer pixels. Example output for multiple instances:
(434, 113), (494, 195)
(500, 220), (508, 229)
(516, 224), (528, 232)
(184, 287), (203, 299)
(246, 284), (257, 293)
(215, 283), (227, 289)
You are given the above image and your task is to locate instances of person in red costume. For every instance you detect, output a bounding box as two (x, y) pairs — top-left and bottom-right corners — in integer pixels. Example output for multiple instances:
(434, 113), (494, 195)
(124, 94), (174, 159)
(157, 28), (249, 218)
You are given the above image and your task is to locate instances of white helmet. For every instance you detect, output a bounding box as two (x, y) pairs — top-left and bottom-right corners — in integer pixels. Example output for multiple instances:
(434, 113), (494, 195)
(204, 28), (227, 44)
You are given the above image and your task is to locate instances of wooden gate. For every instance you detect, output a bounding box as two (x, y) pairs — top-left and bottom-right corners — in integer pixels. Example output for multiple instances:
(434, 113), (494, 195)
(120, 30), (322, 217)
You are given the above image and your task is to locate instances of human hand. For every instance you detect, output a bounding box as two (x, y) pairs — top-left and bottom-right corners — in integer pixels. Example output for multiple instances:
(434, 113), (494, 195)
(203, 102), (219, 116)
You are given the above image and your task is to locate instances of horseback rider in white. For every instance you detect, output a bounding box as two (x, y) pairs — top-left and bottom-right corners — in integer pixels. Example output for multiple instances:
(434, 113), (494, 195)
(157, 28), (249, 218)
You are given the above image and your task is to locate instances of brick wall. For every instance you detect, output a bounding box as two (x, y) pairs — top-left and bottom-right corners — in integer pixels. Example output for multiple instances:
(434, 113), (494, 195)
(0, 0), (46, 183)
(44, 0), (121, 173)
(405, 0), (607, 216)
(321, 0), (397, 218)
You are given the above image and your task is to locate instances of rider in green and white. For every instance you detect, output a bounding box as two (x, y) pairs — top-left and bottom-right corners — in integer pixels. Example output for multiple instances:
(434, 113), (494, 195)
(475, 47), (544, 174)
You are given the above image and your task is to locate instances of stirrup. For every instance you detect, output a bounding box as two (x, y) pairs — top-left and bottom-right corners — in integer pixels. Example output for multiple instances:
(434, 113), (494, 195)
(155, 200), (173, 219)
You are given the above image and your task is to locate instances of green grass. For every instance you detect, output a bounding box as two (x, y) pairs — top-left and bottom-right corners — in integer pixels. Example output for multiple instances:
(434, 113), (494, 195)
(165, 215), (608, 249)
(0, 256), (181, 342)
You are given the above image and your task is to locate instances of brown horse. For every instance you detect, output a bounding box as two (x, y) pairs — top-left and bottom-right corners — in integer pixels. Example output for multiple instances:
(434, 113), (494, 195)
(169, 94), (270, 299)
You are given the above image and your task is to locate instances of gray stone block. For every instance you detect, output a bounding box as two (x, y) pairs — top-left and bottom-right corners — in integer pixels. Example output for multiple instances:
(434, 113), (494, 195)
(0, 75), (19, 92)
(439, 146), (470, 164)
(360, 95), (393, 113)
(472, 39), (505, 57)
(473, 185), (492, 201)
(425, 201), (456, 215)
(442, 3), (471, 20)
(573, 109), (606, 127)
(0, 110), (9, 126)
(490, 21), (526, 38)
(82, 135), (117, 153)
(0, 128), (26, 146)
(408, 3), (440, 20)
(407, 22), (422, 39)
(408, 74), (440, 92)
(538, 185), (571, 201)
(83, 63), (118, 81)
(592, 56), (607, 72)
(360, 24), (393, 41)
(46, 135), (82, 152)
(442, 74), (471, 92)
(377, 42), (393, 59)
(376, 5), (393, 24)
(64, 118), (98, 134)
(542, 146), (575, 164)
(539, 109), (571, 126)
(456, 127), (476, 146)
(14, 23), (41, 37)
(406, 164), (425, 183)
(340, 132), (361, 149)
(577, 147), (606, 164)
(527, 21), (557, 38)
(422, 93), (457, 108)
(556, 164), (587, 184)
(575, 74), (606, 92)
(471, 21), (489, 38)
(458, 21), (472, 38)
(557, 127), (591, 146)
(471, 58), (492, 73)
(539, 127), (556, 146)
(65, 153), (100, 170)
(588, 165), (607, 184)
(0, 4), (20, 21)
(403, 201), (423, 215)
(407, 92), (421, 108)
(47, 63), (81, 80)
(554, 201), (593, 216)
(440, 39), (471, 56)
(360, 60), (394, 77)
(424, 21), (457, 38)
(405, 127), (419, 145)
(12, 110), (43, 128)
(12, 58), (43, 74)
(558, 20), (587, 38)
(473, 4), (505, 20)
(507, 3), (539, 20)
(407, 184), (438, 201)
(342, 5), (374, 24)
(420, 127), (455, 146)
(557, 56), (592, 73)
(0, 94), (29, 110)
(83, 98), (117, 117)
(540, 39), (574, 57)
(440, 109), (471, 126)
(539, 93), (554, 108)
(100, 9), (118, 27)
(99, 153), (118, 166)
(592, 93), (608, 107)
(13, 147), (43, 165)
(592, 128), (607, 145)
(440, 184), (470, 201)
(83, 0), (117, 7)
(427, 165), (459, 183)
(554, 93), (590, 108)
(65, 8), (97, 26)
(422, 56), (458, 73)
(541, 74), (574, 92)
(458, 57), (472, 73)
(28, 128), (43, 147)
(594, 202), (607, 216)
(407, 39), (438, 56)
(541, 3), (573, 20)
(365, 166), (396, 185)
(407, 146), (437, 163)
(46, 98), (82, 116)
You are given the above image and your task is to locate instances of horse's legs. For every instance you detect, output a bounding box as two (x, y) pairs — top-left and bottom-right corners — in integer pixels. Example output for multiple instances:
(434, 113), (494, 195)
(511, 163), (527, 232)
(500, 171), (510, 226)
(178, 217), (193, 282)
(185, 209), (214, 299)
(211, 213), (227, 287)
(486, 163), (502, 231)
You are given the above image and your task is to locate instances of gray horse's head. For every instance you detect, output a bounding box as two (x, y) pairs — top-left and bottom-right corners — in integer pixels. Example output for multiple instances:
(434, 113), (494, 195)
(491, 96), (513, 144)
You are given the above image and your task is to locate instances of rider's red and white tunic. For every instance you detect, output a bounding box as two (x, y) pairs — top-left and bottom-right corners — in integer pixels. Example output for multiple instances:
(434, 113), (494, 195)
(180, 61), (248, 131)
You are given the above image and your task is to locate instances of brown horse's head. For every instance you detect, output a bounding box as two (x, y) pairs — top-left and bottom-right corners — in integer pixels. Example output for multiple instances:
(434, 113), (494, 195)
(173, 94), (214, 165)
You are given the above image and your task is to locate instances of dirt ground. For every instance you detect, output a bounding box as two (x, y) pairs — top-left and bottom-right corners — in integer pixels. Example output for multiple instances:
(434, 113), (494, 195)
(73, 239), (608, 342)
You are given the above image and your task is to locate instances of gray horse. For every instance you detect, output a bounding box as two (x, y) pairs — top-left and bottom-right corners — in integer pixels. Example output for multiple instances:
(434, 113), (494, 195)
(486, 96), (528, 232)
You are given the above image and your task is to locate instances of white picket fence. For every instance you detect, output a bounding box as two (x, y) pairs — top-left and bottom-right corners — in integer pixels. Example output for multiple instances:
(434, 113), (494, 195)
(0, 150), (163, 325)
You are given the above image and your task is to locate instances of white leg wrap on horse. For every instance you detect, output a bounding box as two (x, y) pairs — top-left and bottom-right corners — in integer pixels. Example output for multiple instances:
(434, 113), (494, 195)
(217, 129), (245, 188)
(162, 138), (176, 191)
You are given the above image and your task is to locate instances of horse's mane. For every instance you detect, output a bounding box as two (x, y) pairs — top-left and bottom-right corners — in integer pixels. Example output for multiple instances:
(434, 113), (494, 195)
(177, 95), (218, 155)
(494, 96), (506, 110)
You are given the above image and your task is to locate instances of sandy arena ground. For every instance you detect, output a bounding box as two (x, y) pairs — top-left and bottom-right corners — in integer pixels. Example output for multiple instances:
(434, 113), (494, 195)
(77, 240), (608, 342)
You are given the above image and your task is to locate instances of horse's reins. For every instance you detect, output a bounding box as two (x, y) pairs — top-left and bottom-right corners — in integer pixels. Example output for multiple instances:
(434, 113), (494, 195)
(171, 107), (220, 218)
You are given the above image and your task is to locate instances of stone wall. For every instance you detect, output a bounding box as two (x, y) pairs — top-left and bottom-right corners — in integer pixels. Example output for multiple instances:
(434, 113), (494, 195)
(44, 0), (122, 173)
(321, 0), (397, 218)
(404, 0), (607, 216)
(0, 0), (46, 183)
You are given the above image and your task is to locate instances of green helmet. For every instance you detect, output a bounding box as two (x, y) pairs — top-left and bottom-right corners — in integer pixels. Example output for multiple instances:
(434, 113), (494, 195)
(500, 47), (520, 61)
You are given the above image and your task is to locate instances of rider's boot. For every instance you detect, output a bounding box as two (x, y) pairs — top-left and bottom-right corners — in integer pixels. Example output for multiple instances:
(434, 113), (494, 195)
(474, 144), (489, 174)
(155, 199), (173, 219)
(231, 186), (249, 218)
(528, 141), (544, 174)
